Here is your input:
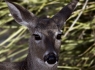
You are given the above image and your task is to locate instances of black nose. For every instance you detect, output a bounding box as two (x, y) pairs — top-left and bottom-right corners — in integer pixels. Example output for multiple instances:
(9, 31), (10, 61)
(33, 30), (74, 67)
(44, 53), (58, 64)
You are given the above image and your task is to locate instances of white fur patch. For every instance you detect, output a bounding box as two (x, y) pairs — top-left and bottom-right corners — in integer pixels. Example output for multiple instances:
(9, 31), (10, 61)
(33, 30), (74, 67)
(36, 57), (57, 68)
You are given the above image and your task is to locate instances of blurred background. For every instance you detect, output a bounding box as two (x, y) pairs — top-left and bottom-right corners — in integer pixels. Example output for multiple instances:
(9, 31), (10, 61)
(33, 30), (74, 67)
(0, 0), (95, 70)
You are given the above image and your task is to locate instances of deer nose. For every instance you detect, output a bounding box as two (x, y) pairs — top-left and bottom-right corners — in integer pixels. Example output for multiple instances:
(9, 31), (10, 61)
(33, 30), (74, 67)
(44, 53), (58, 64)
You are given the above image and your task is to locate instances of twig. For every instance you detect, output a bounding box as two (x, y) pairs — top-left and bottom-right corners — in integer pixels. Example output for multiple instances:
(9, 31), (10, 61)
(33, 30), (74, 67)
(63, 0), (89, 38)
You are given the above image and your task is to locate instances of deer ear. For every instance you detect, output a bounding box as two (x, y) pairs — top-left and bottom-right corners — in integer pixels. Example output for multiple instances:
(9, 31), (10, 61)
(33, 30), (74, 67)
(52, 0), (79, 29)
(5, 0), (37, 28)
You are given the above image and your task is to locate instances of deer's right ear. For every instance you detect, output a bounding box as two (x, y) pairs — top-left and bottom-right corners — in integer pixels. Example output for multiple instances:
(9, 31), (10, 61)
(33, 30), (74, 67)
(5, 0), (37, 28)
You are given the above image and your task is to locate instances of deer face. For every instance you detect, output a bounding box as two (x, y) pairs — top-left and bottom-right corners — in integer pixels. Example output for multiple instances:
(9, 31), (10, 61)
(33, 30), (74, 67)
(28, 18), (63, 65)
(5, 0), (78, 67)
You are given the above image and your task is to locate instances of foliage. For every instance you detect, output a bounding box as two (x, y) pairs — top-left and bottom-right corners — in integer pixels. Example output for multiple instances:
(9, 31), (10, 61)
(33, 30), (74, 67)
(0, 0), (95, 70)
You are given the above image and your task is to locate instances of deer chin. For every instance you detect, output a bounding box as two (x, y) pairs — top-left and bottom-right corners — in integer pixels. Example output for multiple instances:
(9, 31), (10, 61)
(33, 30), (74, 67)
(45, 61), (58, 67)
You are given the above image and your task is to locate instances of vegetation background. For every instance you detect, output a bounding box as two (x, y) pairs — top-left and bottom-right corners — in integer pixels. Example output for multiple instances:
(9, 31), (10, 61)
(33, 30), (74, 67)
(0, 0), (95, 70)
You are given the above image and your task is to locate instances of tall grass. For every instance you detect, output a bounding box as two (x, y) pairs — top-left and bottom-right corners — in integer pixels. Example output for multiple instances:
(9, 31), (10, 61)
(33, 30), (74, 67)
(0, 0), (95, 70)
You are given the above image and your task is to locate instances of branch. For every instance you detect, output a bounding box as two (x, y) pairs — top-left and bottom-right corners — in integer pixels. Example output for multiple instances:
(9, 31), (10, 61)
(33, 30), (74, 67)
(63, 0), (89, 38)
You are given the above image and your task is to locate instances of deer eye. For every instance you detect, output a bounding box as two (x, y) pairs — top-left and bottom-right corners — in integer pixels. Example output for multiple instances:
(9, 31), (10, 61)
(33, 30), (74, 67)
(33, 34), (41, 40)
(56, 33), (63, 40)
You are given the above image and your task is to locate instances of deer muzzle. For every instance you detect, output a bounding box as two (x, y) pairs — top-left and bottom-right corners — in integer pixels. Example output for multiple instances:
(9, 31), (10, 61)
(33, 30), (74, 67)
(44, 52), (58, 65)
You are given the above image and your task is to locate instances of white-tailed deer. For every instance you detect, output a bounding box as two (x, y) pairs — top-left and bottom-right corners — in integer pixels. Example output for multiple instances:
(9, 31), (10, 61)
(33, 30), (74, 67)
(0, 0), (79, 70)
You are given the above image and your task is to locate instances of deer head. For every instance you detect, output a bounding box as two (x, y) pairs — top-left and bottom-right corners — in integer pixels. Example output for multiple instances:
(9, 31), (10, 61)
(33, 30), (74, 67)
(5, 0), (79, 70)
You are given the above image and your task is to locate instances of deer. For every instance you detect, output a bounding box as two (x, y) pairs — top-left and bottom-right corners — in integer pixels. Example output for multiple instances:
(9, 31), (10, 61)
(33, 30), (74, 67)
(0, 0), (79, 70)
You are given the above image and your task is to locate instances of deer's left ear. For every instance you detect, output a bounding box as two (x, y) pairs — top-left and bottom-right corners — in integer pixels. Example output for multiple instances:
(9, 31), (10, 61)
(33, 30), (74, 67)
(52, 0), (79, 29)
(5, 0), (37, 28)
